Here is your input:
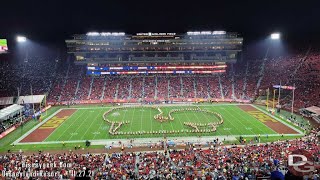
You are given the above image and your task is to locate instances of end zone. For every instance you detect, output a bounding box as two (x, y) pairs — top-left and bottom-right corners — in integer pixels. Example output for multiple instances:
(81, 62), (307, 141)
(13, 109), (77, 144)
(238, 105), (303, 135)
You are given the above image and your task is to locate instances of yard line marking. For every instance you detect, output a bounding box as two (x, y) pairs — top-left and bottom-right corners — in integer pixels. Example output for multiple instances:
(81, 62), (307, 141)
(218, 107), (247, 135)
(231, 108), (275, 134)
(13, 108), (63, 144)
(252, 105), (303, 135)
(93, 116), (106, 140)
(80, 109), (104, 140)
(53, 109), (85, 141)
(150, 107), (152, 132)
(172, 108), (188, 136)
(67, 110), (94, 141)
(43, 109), (79, 142)
(140, 107), (143, 132)
(207, 106), (238, 136)
(200, 106), (225, 136)
(129, 107), (135, 132)
(226, 106), (260, 135)
(236, 106), (278, 134)
(230, 106), (277, 135)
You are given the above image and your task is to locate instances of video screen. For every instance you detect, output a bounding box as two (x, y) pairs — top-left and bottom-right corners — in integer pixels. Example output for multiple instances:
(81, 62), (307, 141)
(0, 39), (8, 53)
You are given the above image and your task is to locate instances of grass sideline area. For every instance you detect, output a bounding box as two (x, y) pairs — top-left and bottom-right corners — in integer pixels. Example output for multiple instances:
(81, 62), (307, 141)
(0, 103), (307, 153)
(0, 106), (60, 152)
(255, 104), (310, 132)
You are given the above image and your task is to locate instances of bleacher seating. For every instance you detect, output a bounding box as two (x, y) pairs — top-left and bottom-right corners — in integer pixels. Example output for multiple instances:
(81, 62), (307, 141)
(0, 50), (320, 109)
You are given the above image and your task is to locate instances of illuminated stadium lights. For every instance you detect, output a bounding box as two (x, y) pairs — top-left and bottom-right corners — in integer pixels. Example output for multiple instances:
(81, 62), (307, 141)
(86, 32), (100, 36)
(271, 33), (280, 39)
(87, 32), (126, 36)
(212, 31), (226, 35)
(16, 36), (27, 42)
(187, 31), (226, 35)
(100, 32), (112, 36)
(200, 31), (212, 35)
(187, 31), (201, 35)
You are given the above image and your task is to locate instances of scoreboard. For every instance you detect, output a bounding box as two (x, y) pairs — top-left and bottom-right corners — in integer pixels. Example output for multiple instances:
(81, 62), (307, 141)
(0, 39), (8, 54)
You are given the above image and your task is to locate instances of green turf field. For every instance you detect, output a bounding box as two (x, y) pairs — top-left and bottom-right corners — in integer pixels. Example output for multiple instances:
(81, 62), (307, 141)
(0, 104), (307, 153)
(40, 104), (281, 141)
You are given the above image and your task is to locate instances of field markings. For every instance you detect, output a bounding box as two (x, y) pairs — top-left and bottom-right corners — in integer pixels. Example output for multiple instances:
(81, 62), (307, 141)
(218, 107), (250, 135)
(140, 107), (143, 132)
(225, 108), (260, 134)
(230, 107), (276, 135)
(251, 105), (304, 135)
(52, 109), (86, 141)
(93, 116), (107, 140)
(227, 106), (264, 134)
(181, 110), (196, 132)
(211, 105), (245, 135)
(115, 107), (129, 133)
(13, 104), (304, 145)
(42, 109), (79, 142)
(215, 106), (242, 136)
(235, 106), (279, 135)
(13, 109), (63, 144)
(68, 110), (100, 141)
(79, 109), (104, 140)
(198, 108), (224, 136)
(172, 110), (188, 136)
(15, 133), (302, 145)
(129, 107), (134, 132)
(150, 107), (153, 132)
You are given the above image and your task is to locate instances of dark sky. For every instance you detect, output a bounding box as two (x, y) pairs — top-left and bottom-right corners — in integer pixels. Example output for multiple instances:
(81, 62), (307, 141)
(1, 0), (320, 47)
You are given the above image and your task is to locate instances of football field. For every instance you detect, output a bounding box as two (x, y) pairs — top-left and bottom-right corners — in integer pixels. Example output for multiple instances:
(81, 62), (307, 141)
(15, 104), (303, 145)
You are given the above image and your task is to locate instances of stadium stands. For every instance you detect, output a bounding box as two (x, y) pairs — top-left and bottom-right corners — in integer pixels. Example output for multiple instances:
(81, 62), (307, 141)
(0, 129), (318, 179)
(0, 50), (320, 109)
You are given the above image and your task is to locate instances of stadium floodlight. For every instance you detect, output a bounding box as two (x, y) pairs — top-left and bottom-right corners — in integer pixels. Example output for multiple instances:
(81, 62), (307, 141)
(100, 32), (111, 36)
(17, 36), (27, 43)
(271, 33), (280, 40)
(201, 31), (212, 35)
(187, 31), (193, 35)
(212, 31), (226, 35)
(193, 31), (201, 35)
(86, 32), (100, 36)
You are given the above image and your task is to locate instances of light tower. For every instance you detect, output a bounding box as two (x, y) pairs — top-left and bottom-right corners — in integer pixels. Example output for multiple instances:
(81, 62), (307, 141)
(270, 33), (280, 40)
(16, 36), (27, 43)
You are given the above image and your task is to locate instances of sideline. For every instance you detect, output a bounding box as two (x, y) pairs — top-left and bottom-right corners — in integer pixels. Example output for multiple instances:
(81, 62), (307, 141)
(12, 109), (62, 145)
(14, 133), (301, 146)
(252, 105), (304, 135)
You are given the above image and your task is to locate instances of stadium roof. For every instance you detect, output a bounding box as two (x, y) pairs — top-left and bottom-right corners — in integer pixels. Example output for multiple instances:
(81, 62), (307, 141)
(305, 106), (320, 116)
(0, 104), (24, 120)
(0, 97), (14, 105)
(17, 95), (45, 104)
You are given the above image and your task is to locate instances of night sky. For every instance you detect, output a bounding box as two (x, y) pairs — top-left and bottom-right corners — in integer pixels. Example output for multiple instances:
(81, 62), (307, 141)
(1, 0), (320, 48)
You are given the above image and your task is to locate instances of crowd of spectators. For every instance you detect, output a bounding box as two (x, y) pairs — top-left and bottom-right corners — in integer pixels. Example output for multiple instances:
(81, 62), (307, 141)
(144, 76), (156, 99)
(195, 77), (209, 99)
(0, 57), (57, 98)
(0, 128), (319, 179)
(103, 77), (119, 99)
(89, 77), (104, 100)
(1, 50), (320, 109)
(131, 77), (144, 99)
(156, 76), (169, 99)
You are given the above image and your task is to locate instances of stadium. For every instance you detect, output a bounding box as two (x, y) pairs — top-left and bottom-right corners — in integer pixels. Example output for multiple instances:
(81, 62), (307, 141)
(1, 2), (320, 179)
